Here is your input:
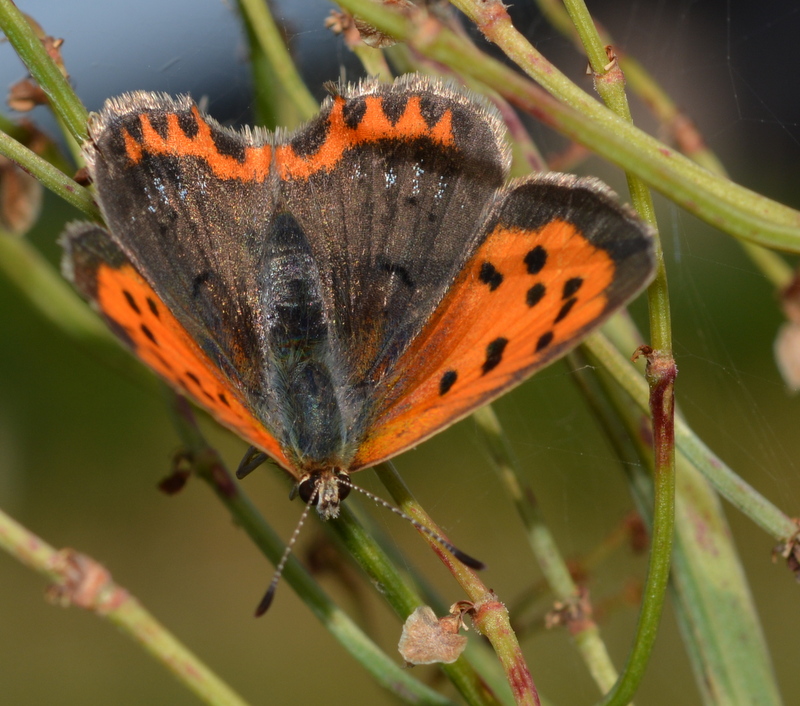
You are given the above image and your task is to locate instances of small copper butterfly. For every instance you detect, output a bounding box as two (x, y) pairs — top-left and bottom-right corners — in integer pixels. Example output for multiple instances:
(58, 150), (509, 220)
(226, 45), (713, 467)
(62, 75), (655, 519)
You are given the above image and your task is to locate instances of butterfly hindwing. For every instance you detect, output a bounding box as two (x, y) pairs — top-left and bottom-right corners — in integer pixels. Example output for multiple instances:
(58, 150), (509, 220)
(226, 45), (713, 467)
(62, 223), (293, 470)
(352, 174), (655, 469)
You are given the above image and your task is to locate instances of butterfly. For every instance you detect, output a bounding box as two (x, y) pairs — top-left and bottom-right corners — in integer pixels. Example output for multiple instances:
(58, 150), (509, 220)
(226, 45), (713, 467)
(62, 74), (655, 521)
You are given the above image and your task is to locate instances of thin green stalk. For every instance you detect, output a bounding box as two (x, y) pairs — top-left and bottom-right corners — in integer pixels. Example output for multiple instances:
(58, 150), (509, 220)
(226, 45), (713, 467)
(0, 0), (88, 143)
(234, 0), (318, 124)
(581, 331), (781, 705)
(0, 113), (74, 175)
(561, 2), (675, 703)
(598, 349), (675, 706)
(0, 233), (107, 342)
(0, 508), (250, 706)
(349, 43), (395, 82)
(335, 0), (800, 251)
(472, 405), (622, 695)
(0, 128), (98, 219)
(376, 463), (540, 706)
(586, 330), (797, 543)
(535, 0), (794, 289)
(167, 396), (459, 706)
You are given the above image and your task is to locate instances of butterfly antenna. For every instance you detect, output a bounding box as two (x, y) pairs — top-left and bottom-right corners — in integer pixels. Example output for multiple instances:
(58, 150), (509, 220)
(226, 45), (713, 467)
(236, 446), (269, 479)
(254, 489), (317, 616)
(338, 478), (486, 571)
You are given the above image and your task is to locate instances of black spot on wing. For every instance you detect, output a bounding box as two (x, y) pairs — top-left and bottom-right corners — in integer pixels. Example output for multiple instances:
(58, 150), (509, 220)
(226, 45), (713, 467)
(123, 289), (141, 315)
(342, 97), (367, 129)
(148, 113), (170, 140)
(146, 297), (161, 318)
(380, 260), (415, 289)
(211, 128), (247, 162)
(482, 337), (508, 375)
(381, 94), (411, 125)
(291, 116), (330, 158)
(479, 262), (503, 291)
(419, 94), (447, 128)
(526, 283), (545, 307)
(140, 323), (157, 344)
(124, 116), (144, 143)
(525, 246), (547, 275)
(563, 277), (583, 299)
(439, 370), (458, 395)
(152, 350), (173, 373)
(177, 111), (200, 138)
(554, 297), (577, 323)
(536, 331), (554, 352)
(192, 270), (212, 298)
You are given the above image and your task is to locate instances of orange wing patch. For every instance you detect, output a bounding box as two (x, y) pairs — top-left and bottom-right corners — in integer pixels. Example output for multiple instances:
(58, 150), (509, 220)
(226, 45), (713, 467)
(352, 219), (617, 469)
(95, 261), (293, 472)
(114, 107), (271, 182)
(276, 95), (456, 180)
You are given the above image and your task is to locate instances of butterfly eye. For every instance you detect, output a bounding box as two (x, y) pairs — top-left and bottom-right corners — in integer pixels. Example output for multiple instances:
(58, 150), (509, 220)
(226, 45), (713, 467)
(335, 471), (352, 502)
(296, 470), (352, 505)
(296, 475), (317, 505)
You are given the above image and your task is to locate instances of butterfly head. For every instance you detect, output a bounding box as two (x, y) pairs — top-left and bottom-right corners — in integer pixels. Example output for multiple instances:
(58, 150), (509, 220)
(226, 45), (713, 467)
(295, 469), (352, 520)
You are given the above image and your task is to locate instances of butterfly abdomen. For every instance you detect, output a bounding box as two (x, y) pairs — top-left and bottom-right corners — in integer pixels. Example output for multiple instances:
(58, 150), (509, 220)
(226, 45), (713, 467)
(261, 212), (349, 469)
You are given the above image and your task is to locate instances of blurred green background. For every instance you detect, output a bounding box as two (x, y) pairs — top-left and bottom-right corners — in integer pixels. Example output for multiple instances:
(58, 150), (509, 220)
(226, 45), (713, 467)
(1, 1), (799, 704)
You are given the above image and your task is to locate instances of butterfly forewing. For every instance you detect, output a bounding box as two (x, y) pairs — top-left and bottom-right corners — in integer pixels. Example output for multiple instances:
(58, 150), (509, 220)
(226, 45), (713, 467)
(85, 92), (276, 398)
(277, 76), (510, 385)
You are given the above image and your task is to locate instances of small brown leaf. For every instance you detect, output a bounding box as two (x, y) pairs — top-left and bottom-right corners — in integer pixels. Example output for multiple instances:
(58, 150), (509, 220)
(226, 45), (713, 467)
(0, 120), (48, 235)
(8, 78), (49, 111)
(775, 270), (800, 392)
(775, 323), (800, 392)
(398, 604), (470, 665)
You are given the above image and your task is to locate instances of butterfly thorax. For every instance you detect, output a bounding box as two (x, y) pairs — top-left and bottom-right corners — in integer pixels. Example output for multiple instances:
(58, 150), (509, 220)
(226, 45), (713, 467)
(261, 212), (356, 472)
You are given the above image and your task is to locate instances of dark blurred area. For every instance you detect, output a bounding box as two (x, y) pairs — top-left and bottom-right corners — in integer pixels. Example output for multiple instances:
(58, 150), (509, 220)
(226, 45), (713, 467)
(1, 1), (798, 704)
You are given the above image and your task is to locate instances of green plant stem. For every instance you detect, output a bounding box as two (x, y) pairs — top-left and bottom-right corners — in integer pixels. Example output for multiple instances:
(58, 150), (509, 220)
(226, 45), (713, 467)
(376, 463), (540, 706)
(328, 502), (503, 706)
(234, 0), (318, 124)
(560, 2), (675, 703)
(0, 128), (98, 219)
(336, 0), (800, 251)
(580, 325), (781, 705)
(586, 330), (796, 543)
(0, 232), (104, 339)
(0, 0), (88, 143)
(599, 349), (675, 706)
(0, 508), (250, 706)
(473, 405), (621, 694)
(0, 112), (74, 175)
(534, 0), (794, 289)
(167, 396), (459, 706)
(352, 44), (395, 82)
